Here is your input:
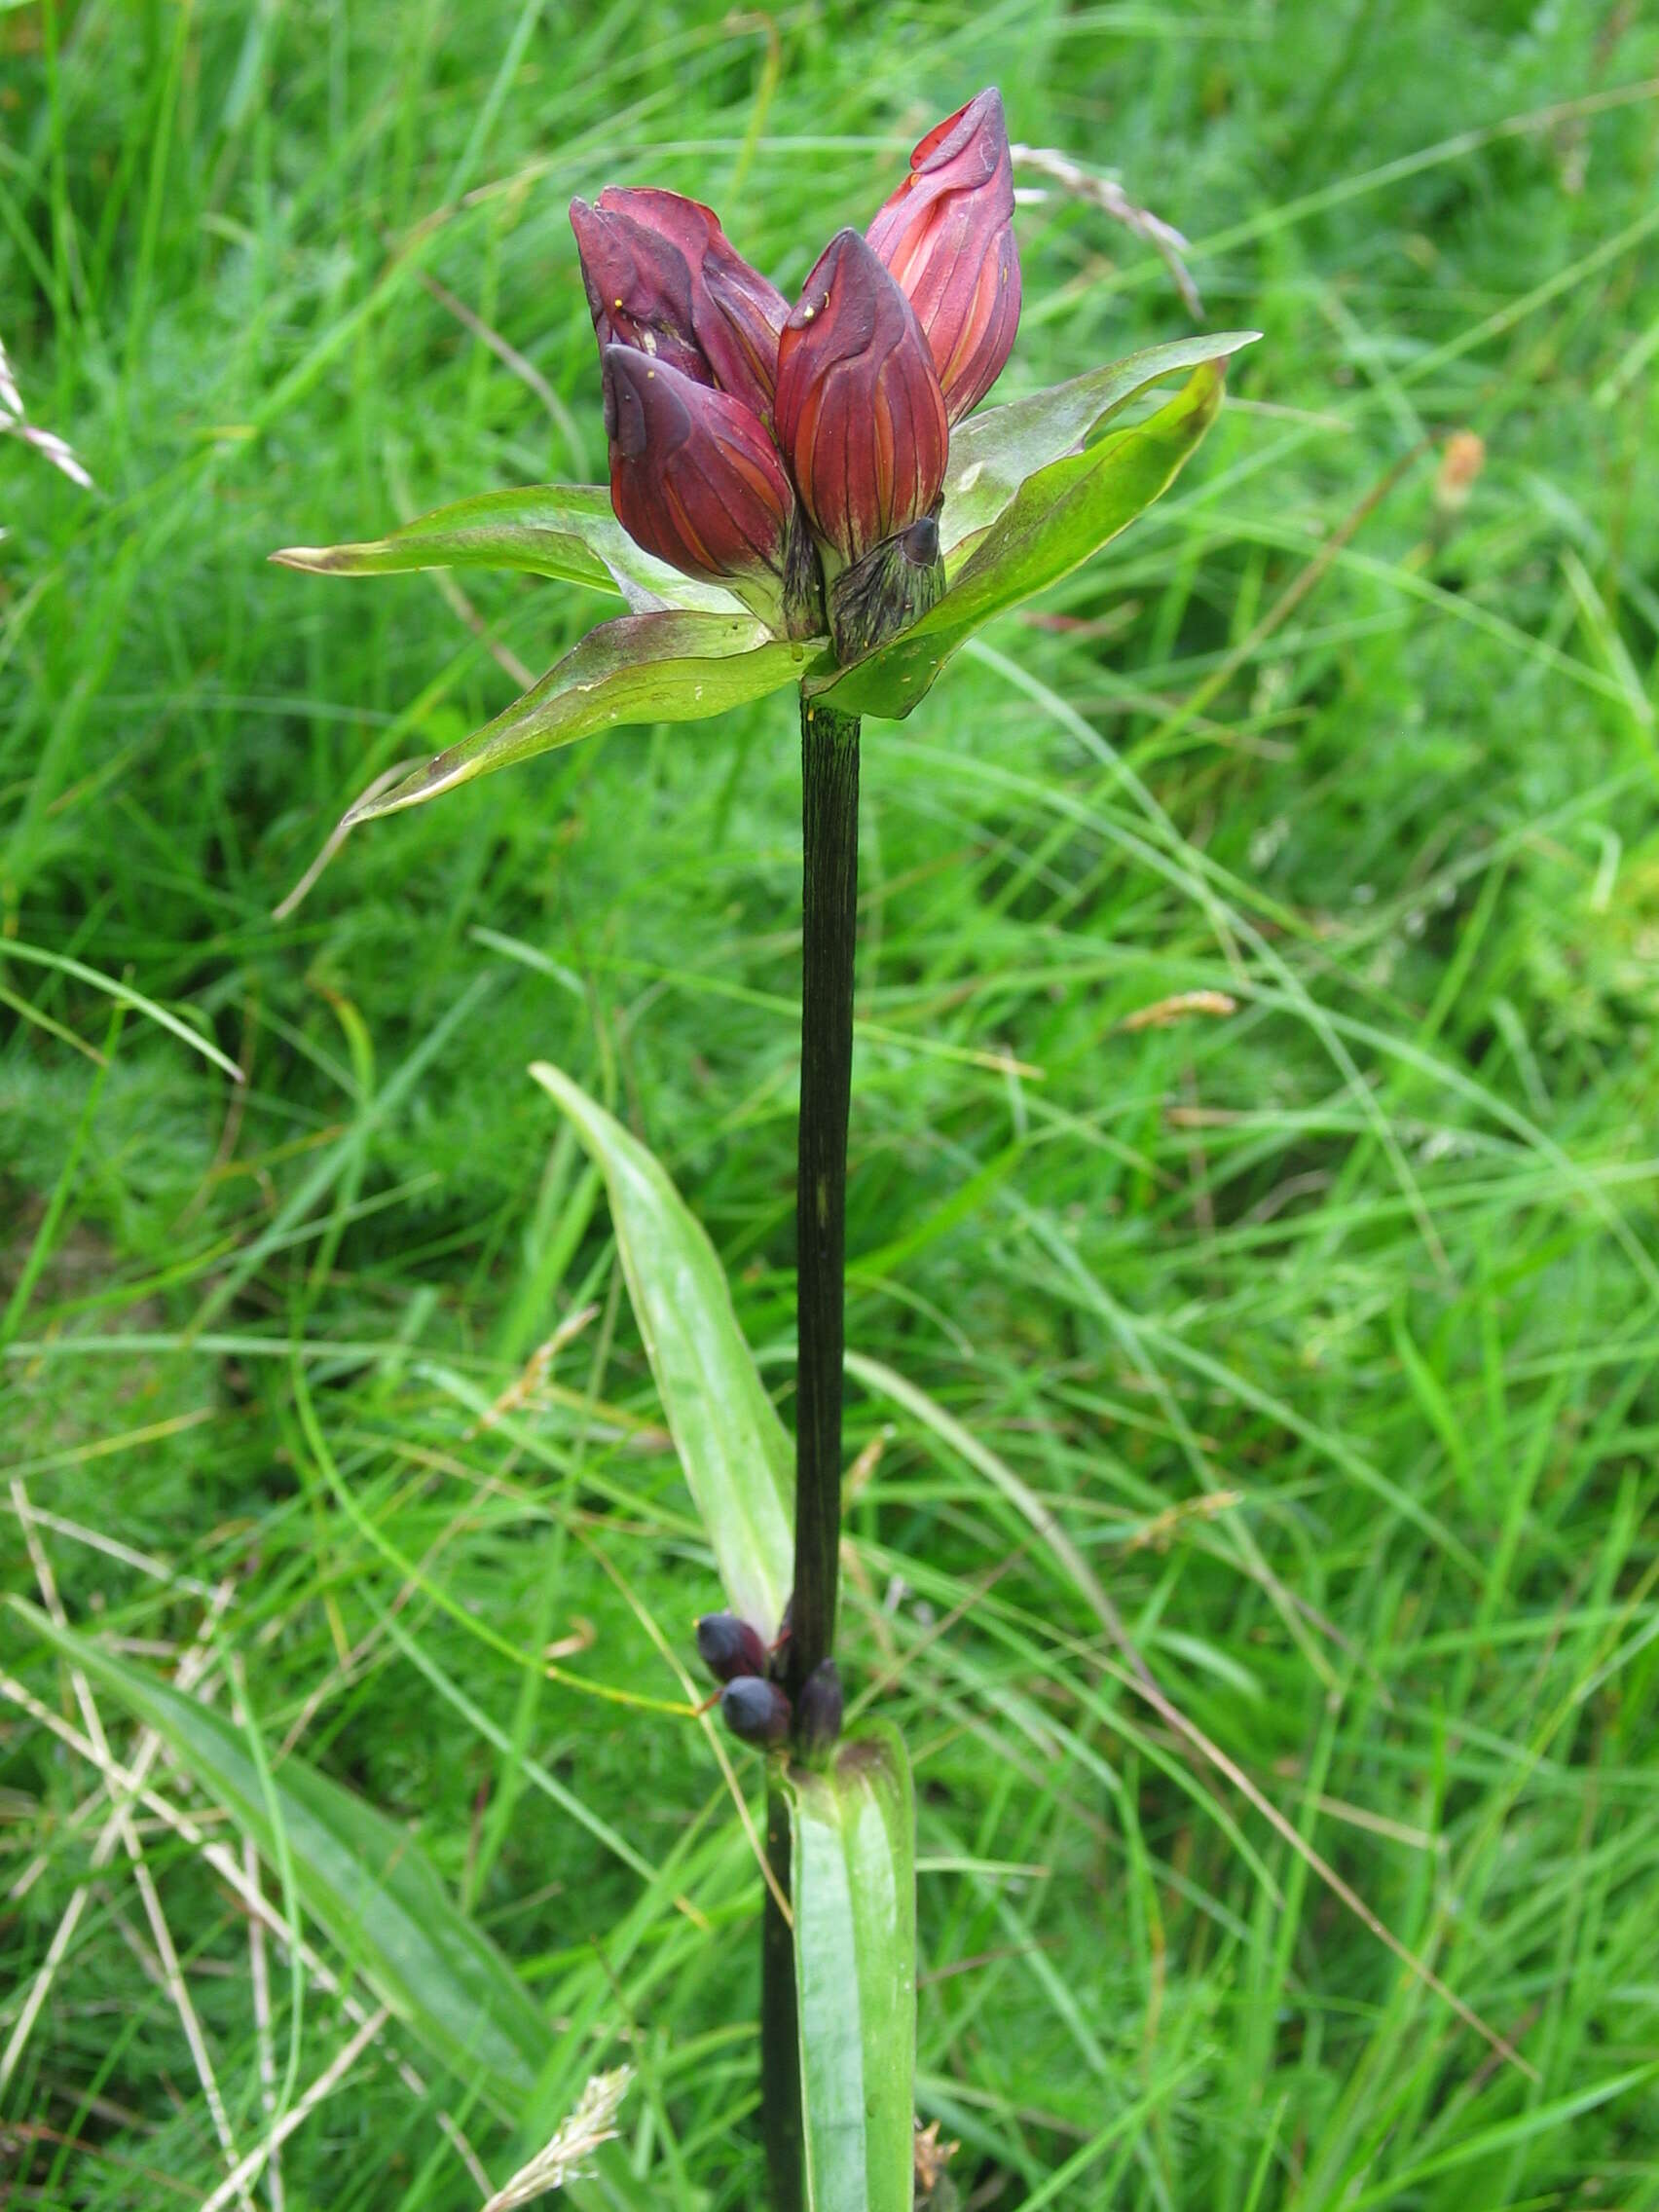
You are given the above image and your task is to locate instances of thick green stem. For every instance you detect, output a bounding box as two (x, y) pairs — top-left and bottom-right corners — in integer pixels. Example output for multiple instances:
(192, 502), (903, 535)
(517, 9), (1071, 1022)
(788, 693), (860, 1702)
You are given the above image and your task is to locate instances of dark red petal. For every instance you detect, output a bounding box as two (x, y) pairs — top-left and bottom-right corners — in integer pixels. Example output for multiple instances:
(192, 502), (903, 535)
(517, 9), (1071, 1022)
(595, 185), (721, 265)
(597, 187), (788, 422)
(866, 88), (1021, 423)
(868, 89), (1013, 245)
(774, 228), (948, 568)
(602, 346), (793, 589)
(570, 198), (710, 384)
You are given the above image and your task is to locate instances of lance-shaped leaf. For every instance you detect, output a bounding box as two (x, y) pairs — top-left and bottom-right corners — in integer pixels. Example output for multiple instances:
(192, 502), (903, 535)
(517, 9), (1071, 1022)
(939, 328), (1260, 565)
(14, 1600), (545, 2109)
(344, 610), (826, 825)
(812, 355), (1230, 722)
(529, 1060), (793, 1638)
(782, 1725), (916, 2212)
(272, 482), (745, 614)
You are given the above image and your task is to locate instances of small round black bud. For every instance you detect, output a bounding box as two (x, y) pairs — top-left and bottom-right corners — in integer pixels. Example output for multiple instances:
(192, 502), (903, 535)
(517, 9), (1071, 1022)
(794, 1660), (843, 1758)
(695, 1612), (768, 1684)
(720, 1677), (792, 1748)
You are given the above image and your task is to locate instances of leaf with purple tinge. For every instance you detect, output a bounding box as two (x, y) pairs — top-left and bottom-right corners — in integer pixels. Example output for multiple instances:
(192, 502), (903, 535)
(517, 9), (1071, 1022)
(342, 610), (829, 826)
(272, 482), (745, 614)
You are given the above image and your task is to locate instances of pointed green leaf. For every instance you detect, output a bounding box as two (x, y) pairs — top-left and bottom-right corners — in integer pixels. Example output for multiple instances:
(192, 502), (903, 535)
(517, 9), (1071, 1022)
(272, 482), (744, 614)
(346, 611), (825, 824)
(940, 329), (1260, 566)
(529, 1060), (793, 1636)
(812, 357), (1230, 722)
(784, 1725), (916, 2212)
(13, 1599), (545, 2108)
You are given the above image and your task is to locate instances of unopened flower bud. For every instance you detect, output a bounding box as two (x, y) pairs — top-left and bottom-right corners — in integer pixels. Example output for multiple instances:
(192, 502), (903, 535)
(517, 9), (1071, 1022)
(596, 188), (788, 424)
(602, 346), (795, 607)
(793, 1660), (843, 1759)
(720, 1676), (792, 1748)
(695, 1611), (768, 1683)
(866, 89), (1021, 424)
(570, 198), (708, 385)
(774, 228), (948, 571)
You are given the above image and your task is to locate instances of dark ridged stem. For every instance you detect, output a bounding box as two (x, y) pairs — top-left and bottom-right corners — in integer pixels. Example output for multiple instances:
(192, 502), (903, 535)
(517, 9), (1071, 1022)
(788, 692), (860, 1704)
(761, 690), (859, 2212)
(761, 1788), (803, 2212)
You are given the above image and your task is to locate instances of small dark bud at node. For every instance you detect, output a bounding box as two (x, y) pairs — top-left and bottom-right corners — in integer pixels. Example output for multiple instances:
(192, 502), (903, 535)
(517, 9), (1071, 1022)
(695, 1612), (767, 1683)
(794, 1660), (843, 1759)
(720, 1676), (792, 1747)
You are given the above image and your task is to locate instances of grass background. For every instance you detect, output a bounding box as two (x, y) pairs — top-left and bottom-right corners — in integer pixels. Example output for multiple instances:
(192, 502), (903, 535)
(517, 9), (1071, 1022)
(4, 1), (1659, 2205)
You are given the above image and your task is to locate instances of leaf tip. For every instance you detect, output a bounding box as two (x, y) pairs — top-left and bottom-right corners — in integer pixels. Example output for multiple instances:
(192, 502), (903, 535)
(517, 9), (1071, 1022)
(270, 545), (335, 572)
(338, 781), (405, 829)
(528, 1059), (585, 1126)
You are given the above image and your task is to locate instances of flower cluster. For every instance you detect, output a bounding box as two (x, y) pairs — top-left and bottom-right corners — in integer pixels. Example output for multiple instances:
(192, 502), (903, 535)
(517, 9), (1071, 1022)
(696, 1608), (842, 1755)
(571, 91), (1019, 659)
(276, 89), (1239, 829)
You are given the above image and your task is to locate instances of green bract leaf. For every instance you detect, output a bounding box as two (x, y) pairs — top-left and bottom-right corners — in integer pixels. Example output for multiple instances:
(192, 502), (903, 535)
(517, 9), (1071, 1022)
(529, 1060), (793, 1637)
(784, 1725), (916, 2212)
(272, 482), (744, 614)
(345, 612), (826, 824)
(940, 329), (1260, 566)
(13, 1600), (545, 2107)
(812, 356), (1231, 722)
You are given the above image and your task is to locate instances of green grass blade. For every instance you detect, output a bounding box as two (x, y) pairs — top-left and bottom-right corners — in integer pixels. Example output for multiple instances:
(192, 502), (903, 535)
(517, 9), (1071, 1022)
(530, 1059), (793, 1638)
(12, 1599), (546, 2109)
(785, 1723), (916, 2212)
(0, 940), (242, 1081)
(814, 358), (1231, 720)
(343, 612), (821, 824)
